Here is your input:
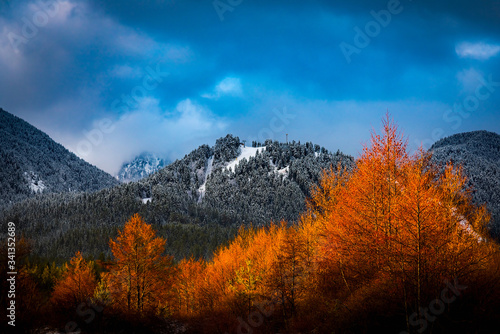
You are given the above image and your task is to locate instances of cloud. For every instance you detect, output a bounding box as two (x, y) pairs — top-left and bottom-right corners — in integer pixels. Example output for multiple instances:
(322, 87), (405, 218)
(227, 93), (450, 158)
(65, 97), (227, 174)
(202, 77), (243, 99)
(455, 42), (500, 60)
(456, 68), (484, 94)
(0, 0), (192, 112)
(109, 65), (143, 79)
(1, 0), (499, 176)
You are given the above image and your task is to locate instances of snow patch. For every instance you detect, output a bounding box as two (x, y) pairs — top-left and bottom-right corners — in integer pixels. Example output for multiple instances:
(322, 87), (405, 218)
(277, 166), (289, 176)
(30, 179), (46, 193)
(198, 156), (214, 201)
(141, 198), (152, 204)
(459, 217), (483, 242)
(268, 158), (289, 178)
(453, 207), (483, 242)
(226, 146), (266, 172)
(25, 172), (46, 193)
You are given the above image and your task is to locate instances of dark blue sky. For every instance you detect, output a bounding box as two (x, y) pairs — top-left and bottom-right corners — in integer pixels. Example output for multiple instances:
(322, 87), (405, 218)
(1, 0), (499, 174)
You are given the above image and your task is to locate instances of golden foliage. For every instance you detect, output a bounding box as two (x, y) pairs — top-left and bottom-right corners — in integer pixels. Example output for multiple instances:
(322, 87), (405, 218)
(50, 252), (97, 310)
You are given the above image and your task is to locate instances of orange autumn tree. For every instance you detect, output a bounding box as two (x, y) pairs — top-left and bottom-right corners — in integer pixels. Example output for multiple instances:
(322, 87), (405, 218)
(306, 115), (494, 326)
(266, 222), (308, 321)
(106, 214), (174, 315)
(51, 252), (97, 310)
(173, 257), (205, 316)
(187, 222), (313, 330)
(164, 116), (498, 333)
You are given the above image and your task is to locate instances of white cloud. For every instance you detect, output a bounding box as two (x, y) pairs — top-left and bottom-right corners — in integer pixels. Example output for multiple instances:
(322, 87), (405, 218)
(216, 77), (242, 95)
(202, 77), (243, 99)
(66, 98), (227, 174)
(19, 0), (78, 27)
(109, 64), (143, 79)
(455, 42), (500, 60)
(234, 95), (449, 159)
(456, 68), (483, 94)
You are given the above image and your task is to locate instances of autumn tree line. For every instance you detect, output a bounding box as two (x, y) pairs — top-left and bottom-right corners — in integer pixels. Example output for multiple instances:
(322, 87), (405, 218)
(2, 117), (500, 333)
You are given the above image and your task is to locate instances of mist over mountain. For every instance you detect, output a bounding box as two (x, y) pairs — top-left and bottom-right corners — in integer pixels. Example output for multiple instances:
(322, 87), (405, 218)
(116, 152), (170, 183)
(430, 130), (500, 237)
(0, 108), (119, 208)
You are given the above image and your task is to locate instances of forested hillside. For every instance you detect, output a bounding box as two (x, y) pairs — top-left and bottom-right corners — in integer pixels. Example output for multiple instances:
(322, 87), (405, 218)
(5, 119), (500, 334)
(1, 134), (354, 260)
(430, 130), (500, 237)
(2, 109), (499, 265)
(0, 108), (119, 207)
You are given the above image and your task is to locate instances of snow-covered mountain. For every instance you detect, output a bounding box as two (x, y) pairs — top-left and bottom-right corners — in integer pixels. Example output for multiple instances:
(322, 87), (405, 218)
(116, 153), (169, 183)
(2, 134), (354, 259)
(0, 108), (119, 208)
(3, 124), (500, 260)
(430, 130), (500, 237)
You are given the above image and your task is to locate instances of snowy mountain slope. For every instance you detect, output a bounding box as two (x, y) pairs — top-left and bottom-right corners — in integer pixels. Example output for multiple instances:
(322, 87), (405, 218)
(225, 146), (266, 172)
(5, 128), (500, 261)
(0, 108), (119, 208)
(2, 134), (354, 259)
(430, 130), (500, 237)
(198, 155), (214, 200)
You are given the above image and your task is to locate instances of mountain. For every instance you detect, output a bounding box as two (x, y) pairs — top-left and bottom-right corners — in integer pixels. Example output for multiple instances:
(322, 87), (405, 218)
(116, 152), (169, 183)
(0, 108), (119, 208)
(430, 130), (500, 237)
(3, 121), (499, 262)
(1, 134), (354, 260)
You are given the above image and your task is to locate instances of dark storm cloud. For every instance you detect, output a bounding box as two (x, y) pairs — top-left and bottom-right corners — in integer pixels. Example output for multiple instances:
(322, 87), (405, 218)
(0, 0), (498, 173)
(83, 0), (499, 100)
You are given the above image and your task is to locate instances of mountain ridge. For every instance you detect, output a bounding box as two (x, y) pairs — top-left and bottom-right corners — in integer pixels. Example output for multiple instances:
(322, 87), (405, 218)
(1, 132), (354, 259)
(1, 110), (499, 260)
(0, 108), (119, 208)
(430, 130), (500, 237)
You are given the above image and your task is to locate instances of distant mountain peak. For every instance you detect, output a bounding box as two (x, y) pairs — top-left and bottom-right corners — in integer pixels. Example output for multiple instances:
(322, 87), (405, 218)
(116, 152), (169, 183)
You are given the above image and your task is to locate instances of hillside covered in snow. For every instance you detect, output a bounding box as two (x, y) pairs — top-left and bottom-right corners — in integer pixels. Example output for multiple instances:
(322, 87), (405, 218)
(431, 130), (500, 237)
(2, 134), (354, 259)
(0, 108), (119, 208)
